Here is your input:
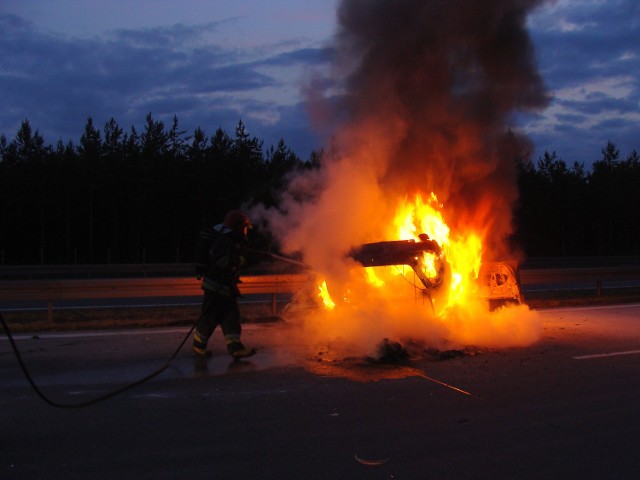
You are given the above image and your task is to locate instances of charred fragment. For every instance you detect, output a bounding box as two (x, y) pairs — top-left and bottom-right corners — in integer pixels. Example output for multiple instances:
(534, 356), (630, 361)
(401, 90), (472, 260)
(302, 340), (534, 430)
(368, 339), (410, 365)
(348, 235), (445, 289)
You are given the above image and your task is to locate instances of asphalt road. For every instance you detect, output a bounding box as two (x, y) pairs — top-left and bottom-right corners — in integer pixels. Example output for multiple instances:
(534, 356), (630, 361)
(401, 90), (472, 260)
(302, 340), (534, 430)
(2, 304), (640, 479)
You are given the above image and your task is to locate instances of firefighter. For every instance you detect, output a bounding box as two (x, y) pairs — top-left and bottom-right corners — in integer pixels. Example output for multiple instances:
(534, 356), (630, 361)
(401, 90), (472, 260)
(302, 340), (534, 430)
(193, 210), (256, 359)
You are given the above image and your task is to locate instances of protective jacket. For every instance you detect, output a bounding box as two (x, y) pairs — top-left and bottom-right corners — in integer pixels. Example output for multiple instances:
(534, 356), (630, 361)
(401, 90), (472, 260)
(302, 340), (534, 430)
(201, 224), (246, 297)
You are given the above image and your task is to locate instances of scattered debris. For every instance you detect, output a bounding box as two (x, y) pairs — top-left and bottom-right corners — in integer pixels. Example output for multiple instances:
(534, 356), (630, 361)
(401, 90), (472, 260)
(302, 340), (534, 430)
(434, 349), (466, 360)
(368, 339), (410, 365)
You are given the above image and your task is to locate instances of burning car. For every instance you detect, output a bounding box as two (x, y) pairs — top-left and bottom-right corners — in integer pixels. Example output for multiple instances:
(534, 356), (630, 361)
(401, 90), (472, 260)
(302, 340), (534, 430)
(348, 236), (521, 309)
(283, 231), (522, 315)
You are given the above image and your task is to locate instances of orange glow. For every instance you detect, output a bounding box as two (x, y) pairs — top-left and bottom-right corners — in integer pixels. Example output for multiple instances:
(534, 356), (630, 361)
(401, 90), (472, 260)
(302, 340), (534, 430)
(281, 175), (541, 355)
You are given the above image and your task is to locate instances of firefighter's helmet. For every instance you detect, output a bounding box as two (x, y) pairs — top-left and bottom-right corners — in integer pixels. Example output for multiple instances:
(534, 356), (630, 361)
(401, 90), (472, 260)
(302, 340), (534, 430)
(223, 210), (252, 233)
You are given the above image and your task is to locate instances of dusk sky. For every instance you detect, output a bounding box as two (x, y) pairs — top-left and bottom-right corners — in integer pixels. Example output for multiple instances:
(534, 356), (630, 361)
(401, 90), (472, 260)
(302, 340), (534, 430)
(1, 0), (638, 169)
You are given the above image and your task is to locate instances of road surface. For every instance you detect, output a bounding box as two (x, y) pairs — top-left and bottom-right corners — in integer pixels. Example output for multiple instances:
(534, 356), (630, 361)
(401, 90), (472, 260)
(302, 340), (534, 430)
(2, 304), (640, 479)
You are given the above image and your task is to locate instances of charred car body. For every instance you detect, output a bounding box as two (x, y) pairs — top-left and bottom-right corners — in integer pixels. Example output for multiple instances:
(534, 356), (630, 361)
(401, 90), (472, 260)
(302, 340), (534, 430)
(284, 234), (522, 314)
(349, 235), (521, 308)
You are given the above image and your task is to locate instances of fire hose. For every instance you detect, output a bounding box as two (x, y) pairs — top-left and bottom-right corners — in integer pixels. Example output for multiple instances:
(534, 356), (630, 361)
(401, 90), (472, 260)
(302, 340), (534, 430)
(0, 249), (312, 408)
(249, 238), (446, 289)
(1, 246), (445, 408)
(246, 247), (315, 271)
(0, 311), (198, 408)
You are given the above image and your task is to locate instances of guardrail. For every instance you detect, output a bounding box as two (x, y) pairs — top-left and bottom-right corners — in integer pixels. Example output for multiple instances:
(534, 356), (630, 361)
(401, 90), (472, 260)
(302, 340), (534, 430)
(2, 266), (640, 322)
(3, 259), (640, 280)
(0, 275), (311, 300)
(0, 263), (307, 280)
(519, 266), (640, 294)
(0, 263), (215, 279)
(0, 274), (313, 322)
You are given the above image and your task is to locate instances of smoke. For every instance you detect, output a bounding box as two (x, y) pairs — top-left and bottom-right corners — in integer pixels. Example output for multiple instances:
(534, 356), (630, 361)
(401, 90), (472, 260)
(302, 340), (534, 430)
(256, 0), (549, 357)
(331, 0), (549, 252)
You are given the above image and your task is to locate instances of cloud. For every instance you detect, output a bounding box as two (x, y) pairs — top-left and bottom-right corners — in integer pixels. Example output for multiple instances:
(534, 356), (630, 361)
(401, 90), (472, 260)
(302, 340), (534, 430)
(0, 13), (329, 158)
(525, 0), (640, 164)
(1, 0), (639, 168)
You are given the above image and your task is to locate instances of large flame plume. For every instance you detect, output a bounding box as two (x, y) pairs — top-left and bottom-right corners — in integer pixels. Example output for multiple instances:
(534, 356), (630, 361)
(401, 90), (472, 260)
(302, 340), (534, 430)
(256, 0), (551, 356)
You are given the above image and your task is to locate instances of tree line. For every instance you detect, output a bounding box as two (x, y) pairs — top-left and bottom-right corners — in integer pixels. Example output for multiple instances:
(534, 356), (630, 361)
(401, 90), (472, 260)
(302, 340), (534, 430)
(514, 142), (640, 257)
(0, 115), (320, 265)
(1, 115), (638, 264)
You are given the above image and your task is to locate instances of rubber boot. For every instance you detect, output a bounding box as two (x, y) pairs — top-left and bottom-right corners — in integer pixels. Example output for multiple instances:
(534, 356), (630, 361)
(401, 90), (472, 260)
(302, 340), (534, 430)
(226, 339), (256, 360)
(193, 331), (212, 358)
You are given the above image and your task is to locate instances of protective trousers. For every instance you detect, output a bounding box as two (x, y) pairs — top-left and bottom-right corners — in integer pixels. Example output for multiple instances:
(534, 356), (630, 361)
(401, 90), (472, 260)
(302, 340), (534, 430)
(193, 290), (242, 354)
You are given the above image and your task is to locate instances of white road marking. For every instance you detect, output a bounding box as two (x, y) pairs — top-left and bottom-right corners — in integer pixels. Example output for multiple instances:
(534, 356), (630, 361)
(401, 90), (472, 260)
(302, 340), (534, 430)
(540, 303), (640, 313)
(574, 349), (640, 360)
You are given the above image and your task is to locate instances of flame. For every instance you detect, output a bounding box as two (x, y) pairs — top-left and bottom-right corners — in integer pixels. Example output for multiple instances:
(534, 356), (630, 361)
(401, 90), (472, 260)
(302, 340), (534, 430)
(443, 232), (482, 309)
(365, 268), (385, 287)
(286, 188), (541, 356)
(392, 192), (449, 244)
(318, 280), (336, 310)
(324, 192), (485, 317)
(390, 193), (486, 314)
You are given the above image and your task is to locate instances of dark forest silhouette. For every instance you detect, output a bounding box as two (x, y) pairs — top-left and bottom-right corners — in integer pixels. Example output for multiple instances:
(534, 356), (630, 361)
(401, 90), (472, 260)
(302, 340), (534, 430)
(0, 115), (320, 265)
(514, 143), (640, 258)
(1, 115), (638, 265)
